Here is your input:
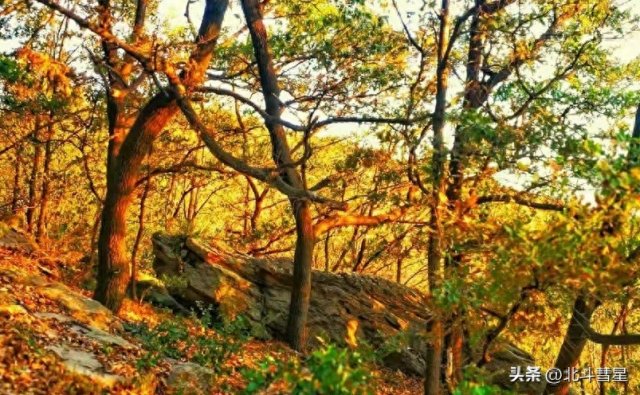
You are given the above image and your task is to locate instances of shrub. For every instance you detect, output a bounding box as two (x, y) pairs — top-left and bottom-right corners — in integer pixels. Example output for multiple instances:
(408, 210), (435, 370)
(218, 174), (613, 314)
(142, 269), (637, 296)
(452, 367), (515, 395)
(242, 342), (374, 395)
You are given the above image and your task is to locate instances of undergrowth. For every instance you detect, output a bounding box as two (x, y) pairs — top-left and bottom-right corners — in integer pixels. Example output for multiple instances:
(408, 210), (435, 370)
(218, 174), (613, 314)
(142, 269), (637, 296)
(124, 303), (251, 372)
(242, 340), (375, 395)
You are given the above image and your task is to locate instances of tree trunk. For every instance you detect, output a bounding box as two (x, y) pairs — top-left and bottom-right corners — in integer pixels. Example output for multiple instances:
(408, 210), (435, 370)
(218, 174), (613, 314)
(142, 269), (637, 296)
(26, 120), (43, 232)
(425, 318), (445, 395)
(241, 0), (315, 351)
(165, 172), (177, 223)
(544, 295), (599, 395)
(94, 178), (133, 312)
(447, 322), (465, 387)
(425, 2), (450, 394)
(89, 206), (102, 265)
(93, 0), (228, 312)
(442, 4), (494, 384)
(36, 113), (54, 241)
(324, 231), (331, 272)
(599, 303), (628, 395)
(352, 238), (367, 272)
(11, 144), (22, 213)
(94, 93), (177, 311)
(287, 200), (315, 350)
(130, 177), (151, 301)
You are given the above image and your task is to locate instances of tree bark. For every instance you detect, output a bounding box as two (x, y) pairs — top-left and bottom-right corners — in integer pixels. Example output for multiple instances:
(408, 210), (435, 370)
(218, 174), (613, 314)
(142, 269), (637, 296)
(26, 119), (43, 232)
(425, 2), (450, 394)
(11, 144), (22, 213)
(241, 0), (315, 351)
(36, 112), (54, 241)
(544, 295), (599, 395)
(93, 0), (229, 312)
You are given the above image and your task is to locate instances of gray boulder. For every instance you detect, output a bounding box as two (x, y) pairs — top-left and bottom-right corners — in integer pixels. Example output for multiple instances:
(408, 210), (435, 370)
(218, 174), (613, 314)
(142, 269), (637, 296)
(152, 234), (548, 386)
(46, 344), (124, 387)
(152, 234), (430, 376)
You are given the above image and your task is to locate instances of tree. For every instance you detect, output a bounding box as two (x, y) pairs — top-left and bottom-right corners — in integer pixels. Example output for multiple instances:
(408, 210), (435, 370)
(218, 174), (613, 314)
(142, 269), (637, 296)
(29, 0), (231, 312)
(239, 0), (315, 351)
(388, 0), (640, 393)
(3, 2), (640, 394)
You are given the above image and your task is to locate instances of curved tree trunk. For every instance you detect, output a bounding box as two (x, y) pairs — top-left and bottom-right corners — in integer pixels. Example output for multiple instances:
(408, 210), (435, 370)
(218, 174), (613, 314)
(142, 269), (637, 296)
(544, 295), (599, 395)
(94, 94), (177, 311)
(92, 0), (229, 312)
(241, 0), (315, 351)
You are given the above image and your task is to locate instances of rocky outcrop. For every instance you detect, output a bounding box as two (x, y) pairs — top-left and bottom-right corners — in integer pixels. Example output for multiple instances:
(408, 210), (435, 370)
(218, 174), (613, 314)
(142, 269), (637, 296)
(46, 344), (124, 387)
(0, 265), (136, 391)
(134, 272), (190, 314)
(152, 234), (430, 376)
(152, 234), (550, 389)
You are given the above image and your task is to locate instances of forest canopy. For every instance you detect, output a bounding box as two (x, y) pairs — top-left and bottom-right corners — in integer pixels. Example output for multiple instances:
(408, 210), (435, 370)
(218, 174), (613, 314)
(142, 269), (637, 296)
(2, 0), (640, 394)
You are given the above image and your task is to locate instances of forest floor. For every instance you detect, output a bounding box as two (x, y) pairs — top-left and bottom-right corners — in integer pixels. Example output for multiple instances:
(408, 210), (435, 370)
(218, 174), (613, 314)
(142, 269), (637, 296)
(0, 238), (422, 394)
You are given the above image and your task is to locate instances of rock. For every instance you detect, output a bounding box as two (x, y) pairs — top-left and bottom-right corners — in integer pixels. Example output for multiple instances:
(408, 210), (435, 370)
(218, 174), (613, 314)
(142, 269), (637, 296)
(134, 273), (190, 314)
(46, 344), (123, 387)
(0, 265), (47, 287)
(152, 234), (549, 386)
(0, 290), (24, 317)
(34, 311), (133, 348)
(166, 361), (214, 395)
(34, 312), (73, 322)
(38, 282), (121, 331)
(152, 234), (430, 376)
(69, 324), (134, 349)
(0, 265), (122, 332)
(383, 348), (426, 377)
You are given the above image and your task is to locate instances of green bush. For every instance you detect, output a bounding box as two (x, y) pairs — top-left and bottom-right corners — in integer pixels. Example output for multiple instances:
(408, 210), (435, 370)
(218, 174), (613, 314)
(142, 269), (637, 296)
(452, 382), (514, 395)
(242, 343), (374, 395)
(452, 367), (515, 395)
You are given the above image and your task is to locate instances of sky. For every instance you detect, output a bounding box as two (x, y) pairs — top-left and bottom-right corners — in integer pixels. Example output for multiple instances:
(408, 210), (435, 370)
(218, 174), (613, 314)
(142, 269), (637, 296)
(136, 0), (640, 201)
(3, 0), (640, 201)
(157, 0), (640, 62)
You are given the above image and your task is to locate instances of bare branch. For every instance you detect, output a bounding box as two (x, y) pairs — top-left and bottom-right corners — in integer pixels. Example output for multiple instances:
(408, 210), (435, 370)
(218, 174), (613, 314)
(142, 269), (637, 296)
(477, 194), (565, 211)
(175, 92), (348, 210)
(314, 205), (411, 237)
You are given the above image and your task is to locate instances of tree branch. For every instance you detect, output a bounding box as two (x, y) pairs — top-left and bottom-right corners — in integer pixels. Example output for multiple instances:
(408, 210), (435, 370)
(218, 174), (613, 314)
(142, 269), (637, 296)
(314, 205), (411, 237)
(174, 92), (347, 210)
(477, 194), (565, 211)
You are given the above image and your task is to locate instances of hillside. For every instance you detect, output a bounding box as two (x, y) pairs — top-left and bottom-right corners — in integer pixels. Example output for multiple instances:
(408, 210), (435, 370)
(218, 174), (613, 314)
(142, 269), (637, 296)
(0, 226), (422, 394)
(2, 1), (640, 393)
